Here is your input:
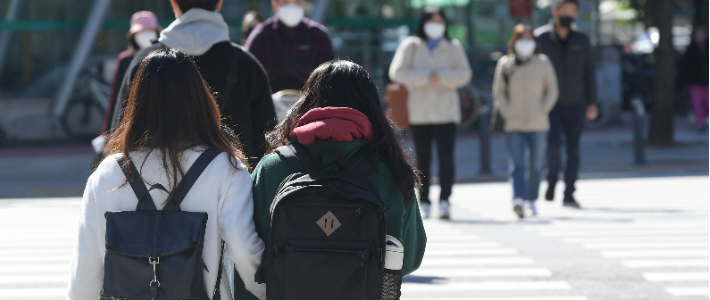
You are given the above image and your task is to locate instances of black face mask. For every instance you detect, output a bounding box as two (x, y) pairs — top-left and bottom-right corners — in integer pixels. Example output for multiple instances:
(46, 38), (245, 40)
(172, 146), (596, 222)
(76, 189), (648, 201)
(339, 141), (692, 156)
(559, 16), (574, 28)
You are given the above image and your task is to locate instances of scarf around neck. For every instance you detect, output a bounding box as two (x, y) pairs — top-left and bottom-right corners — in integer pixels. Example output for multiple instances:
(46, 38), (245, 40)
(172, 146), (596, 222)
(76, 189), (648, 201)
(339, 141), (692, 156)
(158, 8), (230, 56)
(289, 107), (374, 145)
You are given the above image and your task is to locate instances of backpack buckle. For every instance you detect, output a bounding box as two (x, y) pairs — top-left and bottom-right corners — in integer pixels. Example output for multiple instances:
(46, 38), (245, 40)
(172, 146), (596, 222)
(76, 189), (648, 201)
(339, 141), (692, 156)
(149, 257), (160, 287)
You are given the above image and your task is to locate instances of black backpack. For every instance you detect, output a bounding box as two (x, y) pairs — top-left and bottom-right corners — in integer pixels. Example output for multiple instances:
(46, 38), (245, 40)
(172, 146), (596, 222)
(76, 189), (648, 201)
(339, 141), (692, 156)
(102, 150), (224, 300)
(256, 142), (387, 300)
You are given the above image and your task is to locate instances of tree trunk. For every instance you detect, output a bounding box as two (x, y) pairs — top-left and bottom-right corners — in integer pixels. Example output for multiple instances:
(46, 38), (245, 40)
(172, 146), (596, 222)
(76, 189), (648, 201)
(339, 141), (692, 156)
(647, 0), (675, 146)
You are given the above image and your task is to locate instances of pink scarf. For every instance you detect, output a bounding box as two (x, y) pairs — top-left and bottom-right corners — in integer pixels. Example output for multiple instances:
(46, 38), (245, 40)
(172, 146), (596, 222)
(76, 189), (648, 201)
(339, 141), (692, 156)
(289, 107), (374, 145)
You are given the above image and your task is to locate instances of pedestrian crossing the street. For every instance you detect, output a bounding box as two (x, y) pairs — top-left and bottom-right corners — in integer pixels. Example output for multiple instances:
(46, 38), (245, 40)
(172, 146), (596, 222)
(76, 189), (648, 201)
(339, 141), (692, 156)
(0, 176), (707, 300)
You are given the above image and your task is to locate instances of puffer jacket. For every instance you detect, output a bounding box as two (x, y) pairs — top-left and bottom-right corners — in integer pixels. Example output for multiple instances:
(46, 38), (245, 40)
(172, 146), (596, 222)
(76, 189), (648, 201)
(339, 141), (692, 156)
(493, 54), (559, 132)
(389, 36), (472, 125)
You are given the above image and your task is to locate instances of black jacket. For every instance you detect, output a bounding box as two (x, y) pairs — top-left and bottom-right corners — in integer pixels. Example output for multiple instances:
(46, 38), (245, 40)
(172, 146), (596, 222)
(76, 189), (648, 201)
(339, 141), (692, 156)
(683, 41), (709, 85)
(535, 22), (597, 106)
(110, 41), (277, 160)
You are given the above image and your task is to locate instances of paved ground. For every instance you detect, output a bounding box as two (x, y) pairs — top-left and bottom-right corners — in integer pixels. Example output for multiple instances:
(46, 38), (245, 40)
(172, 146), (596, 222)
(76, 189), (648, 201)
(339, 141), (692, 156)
(0, 176), (706, 299)
(0, 116), (707, 198)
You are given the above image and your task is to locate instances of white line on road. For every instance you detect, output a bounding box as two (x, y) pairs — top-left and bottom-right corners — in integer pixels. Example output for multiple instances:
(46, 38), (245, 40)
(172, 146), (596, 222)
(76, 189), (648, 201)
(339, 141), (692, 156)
(642, 272), (709, 282)
(664, 287), (710, 296)
(539, 229), (708, 237)
(602, 249), (708, 258)
(412, 268), (552, 278)
(401, 298), (588, 300)
(621, 259), (709, 268)
(583, 242), (709, 249)
(425, 242), (501, 249)
(401, 281), (572, 292)
(0, 288), (66, 298)
(564, 236), (709, 243)
(424, 248), (518, 257)
(420, 257), (536, 267)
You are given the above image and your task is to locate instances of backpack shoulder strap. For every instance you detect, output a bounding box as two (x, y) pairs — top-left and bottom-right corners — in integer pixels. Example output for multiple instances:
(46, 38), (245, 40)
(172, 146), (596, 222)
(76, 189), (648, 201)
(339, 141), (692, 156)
(346, 148), (381, 177)
(275, 142), (313, 173)
(162, 149), (221, 211)
(219, 45), (242, 113)
(115, 154), (157, 211)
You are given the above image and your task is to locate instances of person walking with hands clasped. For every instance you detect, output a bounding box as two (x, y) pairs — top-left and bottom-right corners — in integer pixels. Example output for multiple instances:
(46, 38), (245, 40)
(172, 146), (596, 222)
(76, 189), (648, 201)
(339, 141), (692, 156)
(389, 7), (472, 220)
(68, 48), (266, 300)
(493, 24), (559, 218)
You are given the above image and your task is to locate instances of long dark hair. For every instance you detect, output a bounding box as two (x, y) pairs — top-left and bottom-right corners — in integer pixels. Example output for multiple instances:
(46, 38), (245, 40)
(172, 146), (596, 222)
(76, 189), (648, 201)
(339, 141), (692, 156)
(266, 60), (420, 202)
(415, 7), (450, 41)
(107, 48), (248, 199)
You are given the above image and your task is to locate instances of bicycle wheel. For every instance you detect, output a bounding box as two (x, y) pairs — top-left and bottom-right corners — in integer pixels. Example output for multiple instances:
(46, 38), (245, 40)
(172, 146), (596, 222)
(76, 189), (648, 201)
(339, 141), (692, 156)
(61, 97), (105, 140)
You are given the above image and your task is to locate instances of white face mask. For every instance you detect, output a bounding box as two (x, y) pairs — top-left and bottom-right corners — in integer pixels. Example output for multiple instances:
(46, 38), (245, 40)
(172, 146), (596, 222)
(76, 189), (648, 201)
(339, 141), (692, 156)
(514, 39), (536, 59)
(424, 22), (446, 40)
(134, 30), (157, 50)
(277, 3), (305, 27)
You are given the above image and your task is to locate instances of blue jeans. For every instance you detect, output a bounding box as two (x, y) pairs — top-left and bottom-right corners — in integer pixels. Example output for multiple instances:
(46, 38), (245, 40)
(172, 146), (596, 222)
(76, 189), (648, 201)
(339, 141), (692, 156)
(506, 131), (547, 201)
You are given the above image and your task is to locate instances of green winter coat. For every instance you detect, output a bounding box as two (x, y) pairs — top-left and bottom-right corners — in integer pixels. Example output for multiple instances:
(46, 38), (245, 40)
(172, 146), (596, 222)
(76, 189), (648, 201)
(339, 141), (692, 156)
(233, 138), (427, 300)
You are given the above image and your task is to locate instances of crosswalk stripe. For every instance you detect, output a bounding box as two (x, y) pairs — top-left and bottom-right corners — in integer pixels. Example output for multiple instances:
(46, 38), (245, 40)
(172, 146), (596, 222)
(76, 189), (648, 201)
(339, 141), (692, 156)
(0, 249), (74, 256)
(621, 259), (709, 268)
(0, 255), (70, 263)
(401, 281), (572, 292)
(424, 248), (518, 257)
(425, 242), (501, 249)
(538, 229), (708, 237)
(564, 236), (709, 243)
(642, 272), (709, 282)
(583, 242), (708, 249)
(426, 236), (482, 242)
(412, 268), (552, 277)
(0, 274), (67, 284)
(420, 257), (536, 267)
(664, 287), (710, 296)
(0, 288), (66, 298)
(601, 249), (708, 258)
(0, 264), (68, 274)
(401, 298), (588, 300)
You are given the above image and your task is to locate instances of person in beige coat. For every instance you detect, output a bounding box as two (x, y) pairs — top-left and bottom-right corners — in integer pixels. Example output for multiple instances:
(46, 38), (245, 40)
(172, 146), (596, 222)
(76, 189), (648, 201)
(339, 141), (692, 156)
(492, 24), (558, 218)
(389, 7), (472, 220)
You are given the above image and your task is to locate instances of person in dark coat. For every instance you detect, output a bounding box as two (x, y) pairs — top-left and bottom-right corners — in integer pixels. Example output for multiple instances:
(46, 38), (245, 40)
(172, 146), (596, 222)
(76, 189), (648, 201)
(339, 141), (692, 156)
(683, 24), (709, 130)
(244, 0), (335, 93)
(102, 11), (161, 134)
(534, 0), (598, 208)
(109, 0), (276, 164)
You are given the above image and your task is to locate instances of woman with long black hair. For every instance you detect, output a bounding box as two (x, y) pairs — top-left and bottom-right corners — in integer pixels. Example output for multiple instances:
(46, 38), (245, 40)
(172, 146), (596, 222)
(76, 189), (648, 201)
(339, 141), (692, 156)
(68, 48), (266, 300)
(232, 59), (427, 300)
(389, 7), (472, 219)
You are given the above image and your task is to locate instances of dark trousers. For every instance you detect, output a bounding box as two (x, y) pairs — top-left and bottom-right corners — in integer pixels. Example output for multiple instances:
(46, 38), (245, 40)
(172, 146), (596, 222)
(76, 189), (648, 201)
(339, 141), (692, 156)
(410, 123), (457, 204)
(546, 105), (586, 197)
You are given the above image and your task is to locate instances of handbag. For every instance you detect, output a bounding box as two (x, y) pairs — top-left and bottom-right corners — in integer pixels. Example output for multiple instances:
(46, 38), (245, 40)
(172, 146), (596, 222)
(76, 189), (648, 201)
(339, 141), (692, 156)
(490, 59), (517, 134)
(386, 83), (410, 129)
(386, 42), (419, 129)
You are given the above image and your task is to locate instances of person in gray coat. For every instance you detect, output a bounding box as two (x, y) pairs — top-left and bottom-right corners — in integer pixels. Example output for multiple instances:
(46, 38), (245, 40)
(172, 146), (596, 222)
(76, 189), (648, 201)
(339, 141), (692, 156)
(534, 0), (598, 208)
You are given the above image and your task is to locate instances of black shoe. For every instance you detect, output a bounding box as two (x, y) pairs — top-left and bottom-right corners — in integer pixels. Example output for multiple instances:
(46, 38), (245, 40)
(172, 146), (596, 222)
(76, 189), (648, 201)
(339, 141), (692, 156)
(544, 186), (555, 201)
(562, 195), (581, 209)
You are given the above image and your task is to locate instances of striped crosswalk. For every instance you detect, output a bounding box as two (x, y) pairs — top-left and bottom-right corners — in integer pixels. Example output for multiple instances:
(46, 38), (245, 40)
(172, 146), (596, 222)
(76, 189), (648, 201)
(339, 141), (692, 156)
(0, 176), (707, 300)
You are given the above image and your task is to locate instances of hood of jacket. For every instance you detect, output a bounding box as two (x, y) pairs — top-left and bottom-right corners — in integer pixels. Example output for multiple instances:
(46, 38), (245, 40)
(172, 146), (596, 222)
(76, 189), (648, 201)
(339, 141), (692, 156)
(158, 8), (230, 56)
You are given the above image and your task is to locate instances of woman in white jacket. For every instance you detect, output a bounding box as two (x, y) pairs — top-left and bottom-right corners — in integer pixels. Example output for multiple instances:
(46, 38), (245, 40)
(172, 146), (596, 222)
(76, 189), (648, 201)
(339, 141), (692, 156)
(492, 24), (558, 218)
(389, 7), (472, 219)
(67, 48), (266, 300)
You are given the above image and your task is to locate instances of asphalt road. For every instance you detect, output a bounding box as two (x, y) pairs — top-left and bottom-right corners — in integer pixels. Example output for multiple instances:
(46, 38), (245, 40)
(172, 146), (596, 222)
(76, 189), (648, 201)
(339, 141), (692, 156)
(0, 176), (707, 300)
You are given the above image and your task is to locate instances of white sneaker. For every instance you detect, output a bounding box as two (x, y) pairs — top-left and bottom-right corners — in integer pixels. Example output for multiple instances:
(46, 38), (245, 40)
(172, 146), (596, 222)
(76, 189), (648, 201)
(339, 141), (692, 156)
(526, 200), (538, 216)
(420, 202), (431, 219)
(439, 200), (450, 220)
(513, 199), (525, 219)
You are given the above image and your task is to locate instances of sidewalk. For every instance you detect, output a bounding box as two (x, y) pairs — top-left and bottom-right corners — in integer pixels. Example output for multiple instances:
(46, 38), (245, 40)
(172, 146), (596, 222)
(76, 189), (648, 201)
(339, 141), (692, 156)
(402, 114), (708, 183)
(0, 114), (707, 198)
